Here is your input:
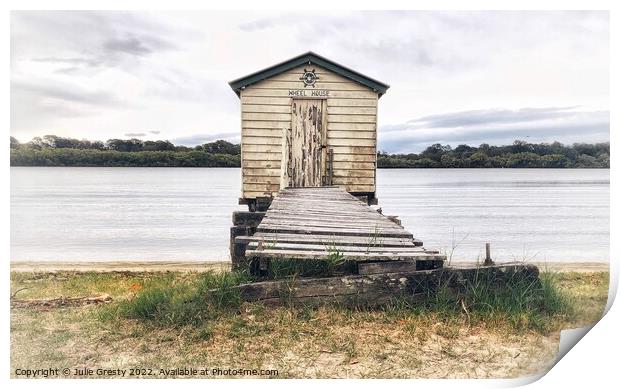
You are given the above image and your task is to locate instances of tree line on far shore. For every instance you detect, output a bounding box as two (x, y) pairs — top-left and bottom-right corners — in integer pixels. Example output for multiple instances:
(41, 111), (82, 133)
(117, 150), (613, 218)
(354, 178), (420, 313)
(378, 140), (609, 168)
(10, 136), (241, 167)
(10, 135), (609, 168)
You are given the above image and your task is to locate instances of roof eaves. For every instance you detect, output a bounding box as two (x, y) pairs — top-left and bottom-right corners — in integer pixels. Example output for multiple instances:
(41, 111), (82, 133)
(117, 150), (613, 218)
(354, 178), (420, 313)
(228, 52), (390, 97)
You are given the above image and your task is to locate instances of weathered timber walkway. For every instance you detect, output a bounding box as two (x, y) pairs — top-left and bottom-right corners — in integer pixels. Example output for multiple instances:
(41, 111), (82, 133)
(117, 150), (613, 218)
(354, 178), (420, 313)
(237, 187), (446, 273)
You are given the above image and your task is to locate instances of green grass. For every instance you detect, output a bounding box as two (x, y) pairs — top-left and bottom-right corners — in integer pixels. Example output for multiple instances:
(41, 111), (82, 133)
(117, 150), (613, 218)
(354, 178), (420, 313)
(106, 271), (252, 327)
(373, 268), (574, 333)
(455, 270), (570, 332)
(463, 270), (573, 329)
(259, 239), (348, 279)
(10, 271), (156, 300)
(10, 270), (609, 378)
(107, 266), (573, 334)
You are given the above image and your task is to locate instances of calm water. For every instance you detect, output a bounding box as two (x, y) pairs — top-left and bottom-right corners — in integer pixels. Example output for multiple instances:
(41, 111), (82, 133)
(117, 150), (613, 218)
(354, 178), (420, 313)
(10, 167), (609, 263)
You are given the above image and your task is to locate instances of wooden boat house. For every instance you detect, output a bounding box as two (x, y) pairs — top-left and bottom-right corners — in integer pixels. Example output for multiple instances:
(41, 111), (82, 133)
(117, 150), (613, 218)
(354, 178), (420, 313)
(227, 52), (445, 271)
(229, 52), (389, 210)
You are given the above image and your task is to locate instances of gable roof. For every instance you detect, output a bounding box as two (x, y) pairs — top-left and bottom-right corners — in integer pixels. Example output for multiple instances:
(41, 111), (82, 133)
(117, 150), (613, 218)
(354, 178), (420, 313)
(229, 51), (390, 98)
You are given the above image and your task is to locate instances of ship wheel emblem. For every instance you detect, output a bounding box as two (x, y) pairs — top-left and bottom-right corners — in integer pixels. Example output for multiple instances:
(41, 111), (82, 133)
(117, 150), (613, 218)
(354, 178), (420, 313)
(300, 69), (319, 87)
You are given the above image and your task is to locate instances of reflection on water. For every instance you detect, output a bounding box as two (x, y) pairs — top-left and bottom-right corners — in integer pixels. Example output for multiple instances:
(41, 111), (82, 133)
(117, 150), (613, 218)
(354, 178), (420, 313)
(11, 167), (609, 262)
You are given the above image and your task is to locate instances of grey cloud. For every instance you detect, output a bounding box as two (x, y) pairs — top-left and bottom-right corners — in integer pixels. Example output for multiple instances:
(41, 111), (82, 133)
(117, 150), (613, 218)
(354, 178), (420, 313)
(378, 107), (609, 153)
(145, 69), (239, 110)
(11, 82), (106, 132)
(172, 132), (240, 147)
(124, 132), (146, 137)
(32, 57), (102, 67)
(237, 12), (449, 69)
(238, 13), (363, 32)
(103, 35), (176, 57)
(239, 11), (608, 74)
(396, 107), (582, 131)
(54, 67), (88, 75)
(31, 57), (107, 75)
(238, 14), (304, 31)
(104, 37), (152, 56)
(12, 79), (127, 108)
(14, 11), (183, 74)
(149, 130), (160, 134)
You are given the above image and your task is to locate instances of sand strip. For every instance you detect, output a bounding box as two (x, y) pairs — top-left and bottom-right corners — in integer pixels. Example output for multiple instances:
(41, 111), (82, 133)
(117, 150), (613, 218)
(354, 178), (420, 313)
(9, 260), (608, 273)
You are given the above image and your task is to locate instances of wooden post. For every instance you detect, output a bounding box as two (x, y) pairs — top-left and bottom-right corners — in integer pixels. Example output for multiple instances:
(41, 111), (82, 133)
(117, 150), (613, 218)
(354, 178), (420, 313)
(327, 147), (334, 186)
(484, 243), (494, 266)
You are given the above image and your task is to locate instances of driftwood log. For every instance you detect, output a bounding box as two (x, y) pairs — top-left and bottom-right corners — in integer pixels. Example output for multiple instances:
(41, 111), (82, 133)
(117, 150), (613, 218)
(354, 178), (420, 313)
(11, 294), (113, 309)
(233, 264), (539, 307)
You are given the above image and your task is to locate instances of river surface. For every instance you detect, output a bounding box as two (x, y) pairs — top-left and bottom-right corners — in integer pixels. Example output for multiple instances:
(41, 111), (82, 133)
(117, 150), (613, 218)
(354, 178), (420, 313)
(10, 167), (609, 263)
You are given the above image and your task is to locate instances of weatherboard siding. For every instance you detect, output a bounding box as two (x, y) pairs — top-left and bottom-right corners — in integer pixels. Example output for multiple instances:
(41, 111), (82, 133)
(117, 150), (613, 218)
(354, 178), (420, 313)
(239, 64), (378, 198)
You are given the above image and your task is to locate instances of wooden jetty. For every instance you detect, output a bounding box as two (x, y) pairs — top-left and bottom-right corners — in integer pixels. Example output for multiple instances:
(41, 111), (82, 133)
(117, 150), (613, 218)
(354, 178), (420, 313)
(226, 52), (539, 306)
(233, 186), (446, 276)
(228, 52), (395, 263)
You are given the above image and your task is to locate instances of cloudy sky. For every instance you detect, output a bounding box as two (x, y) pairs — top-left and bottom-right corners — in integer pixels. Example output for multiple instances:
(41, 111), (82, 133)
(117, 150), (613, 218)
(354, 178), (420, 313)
(10, 11), (609, 153)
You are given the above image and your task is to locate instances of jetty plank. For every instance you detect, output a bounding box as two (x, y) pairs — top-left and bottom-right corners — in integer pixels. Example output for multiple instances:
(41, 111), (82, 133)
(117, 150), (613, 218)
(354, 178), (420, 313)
(235, 234), (424, 247)
(259, 219), (402, 230)
(241, 187), (444, 271)
(246, 241), (437, 253)
(245, 249), (444, 262)
(256, 226), (413, 238)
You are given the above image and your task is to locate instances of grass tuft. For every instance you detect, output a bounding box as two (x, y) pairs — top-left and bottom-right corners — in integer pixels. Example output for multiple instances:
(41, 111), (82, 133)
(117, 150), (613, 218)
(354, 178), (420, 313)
(460, 269), (573, 332)
(379, 268), (574, 333)
(110, 270), (251, 328)
(268, 257), (350, 279)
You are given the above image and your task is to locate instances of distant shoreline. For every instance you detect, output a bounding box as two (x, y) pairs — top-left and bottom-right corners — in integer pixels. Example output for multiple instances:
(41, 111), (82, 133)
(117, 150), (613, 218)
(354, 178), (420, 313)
(10, 260), (609, 273)
(9, 165), (610, 169)
(10, 138), (610, 168)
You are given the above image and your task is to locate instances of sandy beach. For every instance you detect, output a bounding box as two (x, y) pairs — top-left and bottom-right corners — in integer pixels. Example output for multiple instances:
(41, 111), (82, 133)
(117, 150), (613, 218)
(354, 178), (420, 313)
(10, 260), (610, 273)
(10, 266), (609, 378)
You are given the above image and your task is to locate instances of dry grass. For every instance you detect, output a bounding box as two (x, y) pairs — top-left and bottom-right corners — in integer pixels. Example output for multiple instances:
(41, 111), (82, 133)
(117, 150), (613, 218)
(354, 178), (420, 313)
(10, 270), (609, 379)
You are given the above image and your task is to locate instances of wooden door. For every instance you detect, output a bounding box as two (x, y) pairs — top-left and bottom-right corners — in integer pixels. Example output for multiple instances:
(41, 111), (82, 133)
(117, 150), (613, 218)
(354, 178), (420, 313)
(282, 99), (327, 188)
